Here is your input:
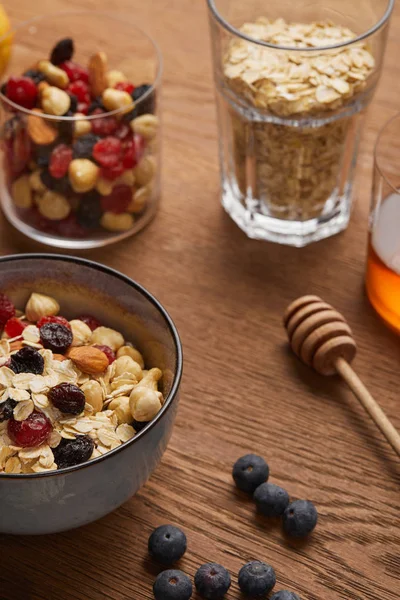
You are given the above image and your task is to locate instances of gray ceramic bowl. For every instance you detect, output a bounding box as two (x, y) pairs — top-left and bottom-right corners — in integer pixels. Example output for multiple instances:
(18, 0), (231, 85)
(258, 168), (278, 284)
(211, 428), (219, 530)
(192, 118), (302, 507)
(0, 254), (182, 535)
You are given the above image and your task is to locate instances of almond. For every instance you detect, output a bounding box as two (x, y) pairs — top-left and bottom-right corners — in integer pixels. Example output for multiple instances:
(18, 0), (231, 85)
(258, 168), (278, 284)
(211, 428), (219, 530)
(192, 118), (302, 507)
(27, 108), (57, 145)
(88, 52), (108, 98)
(67, 346), (109, 374)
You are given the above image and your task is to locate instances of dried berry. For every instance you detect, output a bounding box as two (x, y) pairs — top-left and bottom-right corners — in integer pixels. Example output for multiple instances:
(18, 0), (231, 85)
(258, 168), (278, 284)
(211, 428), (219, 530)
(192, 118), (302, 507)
(123, 84), (155, 121)
(59, 60), (89, 83)
(133, 419), (149, 432)
(68, 80), (90, 103)
(53, 435), (94, 469)
(77, 101), (89, 115)
(6, 76), (37, 109)
(115, 122), (131, 140)
(0, 399), (17, 422)
(37, 315), (71, 329)
(10, 346), (44, 375)
(121, 137), (137, 169)
(50, 38), (74, 65)
(0, 292), (16, 330)
(100, 163), (125, 180)
(23, 69), (46, 84)
(91, 108), (118, 136)
(77, 314), (101, 331)
(35, 143), (55, 168)
(68, 93), (78, 113)
(56, 214), (87, 238)
(40, 322), (73, 353)
(93, 344), (116, 364)
(49, 382), (86, 414)
(73, 133), (99, 159)
(4, 317), (27, 338)
(76, 192), (102, 229)
(115, 81), (135, 94)
(49, 144), (73, 178)
(8, 411), (52, 448)
(100, 185), (131, 214)
(40, 170), (73, 196)
(93, 136), (122, 167)
(87, 97), (104, 114)
(58, 119), (75, 145)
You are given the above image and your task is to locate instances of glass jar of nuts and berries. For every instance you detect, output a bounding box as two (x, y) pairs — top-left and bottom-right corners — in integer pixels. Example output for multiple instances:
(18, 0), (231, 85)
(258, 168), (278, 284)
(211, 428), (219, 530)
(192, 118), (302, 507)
(0, 12), (162, 248)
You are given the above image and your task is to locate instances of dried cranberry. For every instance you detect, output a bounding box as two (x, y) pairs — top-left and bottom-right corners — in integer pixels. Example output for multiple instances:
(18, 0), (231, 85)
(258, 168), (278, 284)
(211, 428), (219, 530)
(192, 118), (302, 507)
(77, 102), (89, 115)
(92, 136), (122, 168)
(121, 137), (137, 169)
(9, 346), (44, 375)
(93, 344), (116, 364)
(40, 322), (73, 353)
(100, 185), (131, 214)
(50, 38), (74, 65)
(56, 214), (87, 238)
(115, 123), (131, 140)
(49, 383), (86, 414)
(12, 128), (31, 176)
(77, 314), (101, 331)
(4, 317), (26, 338)
(59, 60), (89, 83)
(6, 76), (37, 109)
(68, 80), (90, 103)
(53, 435), (94, 469)
(49, 144), (73, 178)
(100, 163), (125, 180)
(115, 81), (135, 94)
(37, 315), (71, 330)
(0, 293), (15, 330)
(91, 109), (118, 136)
(0, 399), (17, 422)
(8, 411), (52, 448)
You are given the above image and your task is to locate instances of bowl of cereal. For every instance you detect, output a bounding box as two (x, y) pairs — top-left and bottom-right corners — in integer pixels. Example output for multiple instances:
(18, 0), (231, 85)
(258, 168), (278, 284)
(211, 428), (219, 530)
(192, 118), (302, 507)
(0, 254), (182, 535)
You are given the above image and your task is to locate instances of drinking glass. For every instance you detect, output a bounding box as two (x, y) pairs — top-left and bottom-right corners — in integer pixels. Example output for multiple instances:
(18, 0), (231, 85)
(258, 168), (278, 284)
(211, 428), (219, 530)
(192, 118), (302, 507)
(207, 0), (394, 246)
(366, 113), (400, 334)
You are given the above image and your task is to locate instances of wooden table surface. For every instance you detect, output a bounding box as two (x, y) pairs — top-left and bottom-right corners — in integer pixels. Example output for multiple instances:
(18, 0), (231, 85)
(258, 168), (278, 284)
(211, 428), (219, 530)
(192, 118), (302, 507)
(1, 1), (399, 599)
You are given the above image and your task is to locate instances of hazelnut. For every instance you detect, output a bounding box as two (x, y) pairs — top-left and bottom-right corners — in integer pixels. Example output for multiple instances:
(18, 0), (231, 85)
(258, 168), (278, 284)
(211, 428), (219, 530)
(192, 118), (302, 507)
(69, 320), (92, 347)
(25, 293), (60, 322)
(90, 326), (124, 352)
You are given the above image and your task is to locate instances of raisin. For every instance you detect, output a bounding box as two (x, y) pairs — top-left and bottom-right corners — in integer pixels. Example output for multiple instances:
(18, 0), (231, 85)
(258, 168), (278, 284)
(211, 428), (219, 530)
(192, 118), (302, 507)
(123, 84), (155, 121)
(40, 170), (73, 195)
(76, 192), (102, 229)
(73, 133), (99, 159)
(37, 315), (71, 329)
(93, 344), (115, 364)
(68, 93), (78, 113)
(53, 435), (95, 469)
(35, 143), (56, 168)
(77, 314), (101, 331)
(49, 382), (86, 414)
(23, 69), (46, 84)
(40, 322), (73, 353)
(50, 38), (74, 65)
(0, 292), (15, 330)
(10, 346), (44, 375)
(0, 399), (17, 422)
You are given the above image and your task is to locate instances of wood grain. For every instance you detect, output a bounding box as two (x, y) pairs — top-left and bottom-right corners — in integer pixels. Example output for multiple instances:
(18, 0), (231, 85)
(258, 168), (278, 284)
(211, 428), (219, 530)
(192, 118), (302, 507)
(0, 1), (399, 599)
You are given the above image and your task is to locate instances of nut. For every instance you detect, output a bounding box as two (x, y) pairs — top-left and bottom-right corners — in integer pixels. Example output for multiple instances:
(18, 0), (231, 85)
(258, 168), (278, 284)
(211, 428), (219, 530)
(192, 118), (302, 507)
(88, 52), (108, 98)
(68, 159), (99, 193)
(128, 185), (151, 214)
(74, 114), (92, 137)
(129, 387), (162, 422)
(130, 114), (159, 140)
(11, 175), (32, 209)
(52, 354), (67, 362)
(29, 170), (47, 194)
(37, 81), (50, 96)
(25, 293), (60, 322)
(41, 86), (71, 116)
(106, 70), (127, 87)
(37, 190), (71, 220)
(69, 320), (92, 347)
(136, 367), (162, 392)
(102, 88), (133, 113)
(96, 177), (114, 196)
(134, 156), (156, 187)
(37, 60), (69, 88)
(27, 108), (58, 145)
(115, 170), (135, 187)
(116, 345), (145, 369)
(81, 380), (104, 413)
(67, 346), (109, 374)
(114, 355), (143, 381)
(90, 326), (124, 352)
(100, 212), (134, 232)
(108, 396), (132, 424)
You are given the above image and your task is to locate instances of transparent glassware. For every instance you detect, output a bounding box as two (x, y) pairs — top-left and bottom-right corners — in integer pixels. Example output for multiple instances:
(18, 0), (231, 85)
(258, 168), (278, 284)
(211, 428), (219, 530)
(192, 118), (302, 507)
(366, 113), (400, 334)
(207, 0), (394, 246)
(0, 11), (162, 250)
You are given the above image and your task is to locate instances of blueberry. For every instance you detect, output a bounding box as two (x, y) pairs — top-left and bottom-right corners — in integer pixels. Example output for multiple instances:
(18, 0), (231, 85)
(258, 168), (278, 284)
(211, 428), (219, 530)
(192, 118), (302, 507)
(238, 561), (276, 597)
(253, 482), (290, 517)
(87, 97), (104, 114)
(123, 84), (155, 121)
(67, 94), (78, 114)
(153, 569), (192, 600)
(50, 38), (74, 65)
(232, 454), (269, 493)
(283, 500), (318, 538)
(40, 170), (73, 196)
(149, 525), (187, 564)
(0, 399), (17, 422)
(35, 143), (56, 167)
(270, 591), (301, 600)
(73, 133), (99, 159)
(76, 192), (102, 229)
(194, 563), (231, 599)
(23, 69), (46, 84)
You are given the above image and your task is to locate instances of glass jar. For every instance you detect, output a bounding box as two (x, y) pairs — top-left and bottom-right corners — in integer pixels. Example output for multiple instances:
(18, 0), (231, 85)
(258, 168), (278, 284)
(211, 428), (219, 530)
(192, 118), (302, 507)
(207, 0), (394, 246)
(0, 11), (162, 249)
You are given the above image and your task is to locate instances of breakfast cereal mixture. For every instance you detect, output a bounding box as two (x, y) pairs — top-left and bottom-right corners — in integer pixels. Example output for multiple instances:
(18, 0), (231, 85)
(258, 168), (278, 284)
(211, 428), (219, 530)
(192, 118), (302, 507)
(223, 18), (375, 219)
(0, 291), (164, 474)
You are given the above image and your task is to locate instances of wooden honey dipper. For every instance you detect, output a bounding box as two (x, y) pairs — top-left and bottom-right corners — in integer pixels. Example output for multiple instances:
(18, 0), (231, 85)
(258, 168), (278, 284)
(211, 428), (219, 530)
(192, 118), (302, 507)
(284, 295), (400, 457)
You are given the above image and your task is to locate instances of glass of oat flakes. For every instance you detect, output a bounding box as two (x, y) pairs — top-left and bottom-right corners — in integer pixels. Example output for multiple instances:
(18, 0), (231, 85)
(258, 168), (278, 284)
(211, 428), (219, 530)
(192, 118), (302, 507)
(207, 0), (394, 246)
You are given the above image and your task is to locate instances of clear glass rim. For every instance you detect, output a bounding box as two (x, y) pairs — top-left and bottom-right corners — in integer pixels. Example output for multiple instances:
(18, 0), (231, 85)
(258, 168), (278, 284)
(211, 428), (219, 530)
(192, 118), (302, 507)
(207, 0), (395, 52)
(0, 9), (163, 121)
(374, 111), (400, 194)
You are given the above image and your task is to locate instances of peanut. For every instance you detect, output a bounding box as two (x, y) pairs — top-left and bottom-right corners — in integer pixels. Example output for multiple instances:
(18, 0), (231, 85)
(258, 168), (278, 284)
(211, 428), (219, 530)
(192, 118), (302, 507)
(29, 170), (47, 194)
(68, 159), (99, 193)
(74, 114), (92, 137)
(90, 326), (124, 352)
(102, 88), (133, 113)
(69, 320), (92, 347)
(106, 70), (127, 88)
(96, 177), (113, 196)
(37, 190), (70, 220)
(130, 114), (159, 140)
(128, 185), (151, 214)
(116, 345), (145, 369)
(25, 293), (60, 322)
(100, 212), (134, 232)
(37, 60), (69, 88)
(11, 175), (32, 209)
(41, 86), (71, 116)
(81, 380), (104, 413)
(134, 155), (156, 187)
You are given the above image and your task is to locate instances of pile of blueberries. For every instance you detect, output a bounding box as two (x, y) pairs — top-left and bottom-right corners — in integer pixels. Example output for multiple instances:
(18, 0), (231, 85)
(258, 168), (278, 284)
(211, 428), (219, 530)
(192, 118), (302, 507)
(147, 454), (317, 599)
